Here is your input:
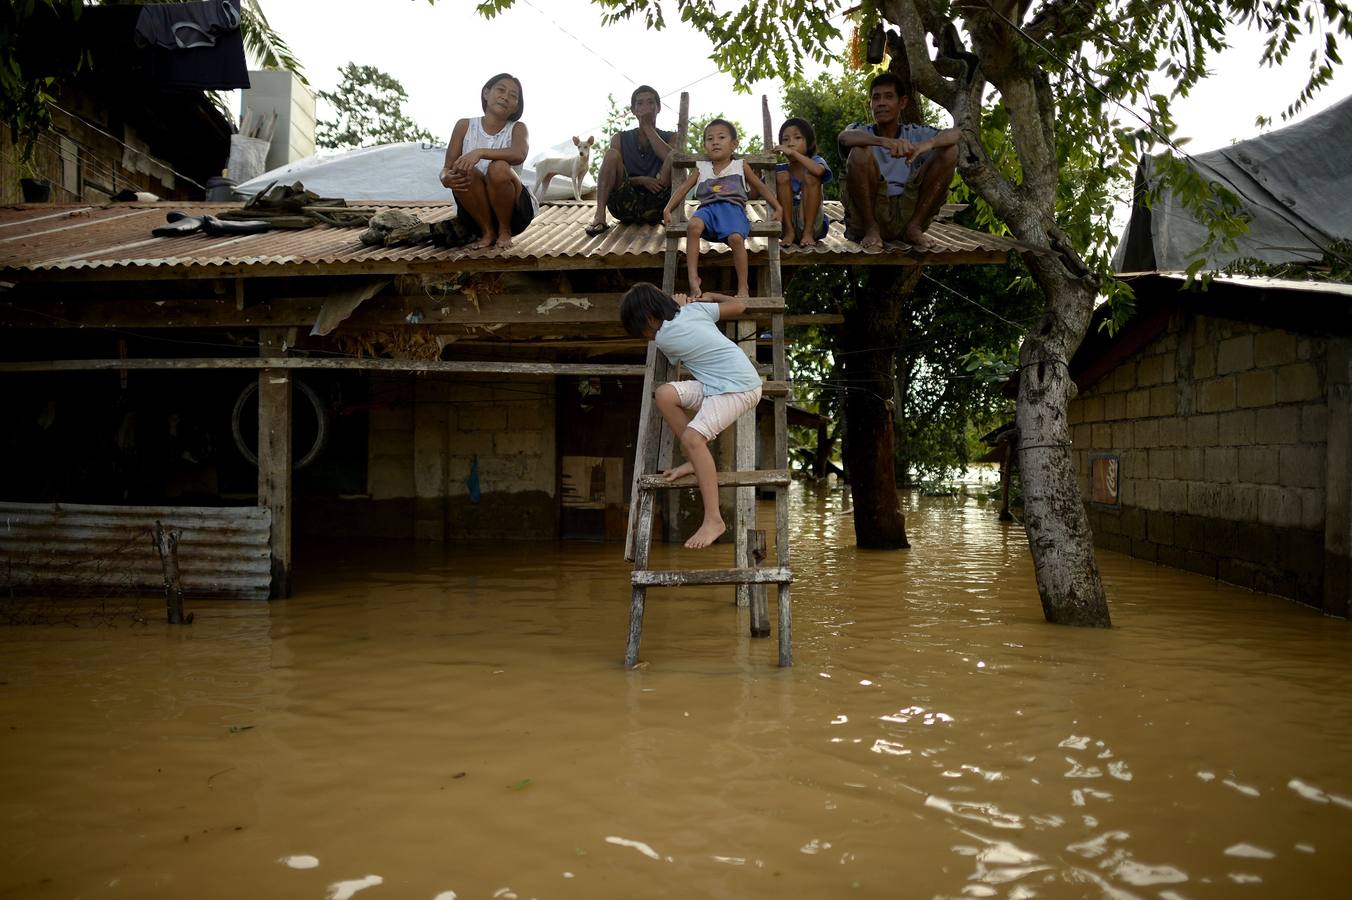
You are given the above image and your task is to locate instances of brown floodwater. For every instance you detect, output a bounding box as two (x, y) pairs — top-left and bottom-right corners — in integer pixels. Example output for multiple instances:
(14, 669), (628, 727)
(3, 481), (1351, 900)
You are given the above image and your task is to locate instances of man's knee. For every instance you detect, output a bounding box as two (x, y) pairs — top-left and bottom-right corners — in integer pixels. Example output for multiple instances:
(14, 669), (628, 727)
(486, 160), (513, 182)
(846, 145), (876, 175)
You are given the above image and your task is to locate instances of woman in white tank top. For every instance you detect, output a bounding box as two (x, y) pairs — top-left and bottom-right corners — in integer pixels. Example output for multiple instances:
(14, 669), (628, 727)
(439, 73), (538, 250)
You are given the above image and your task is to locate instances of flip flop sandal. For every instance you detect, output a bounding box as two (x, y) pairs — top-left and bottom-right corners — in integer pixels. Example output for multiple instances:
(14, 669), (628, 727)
(584, 221), (610, 237)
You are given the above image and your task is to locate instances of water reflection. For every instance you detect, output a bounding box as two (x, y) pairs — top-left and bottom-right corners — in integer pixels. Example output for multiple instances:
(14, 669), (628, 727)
(1, 479), (1351, 898)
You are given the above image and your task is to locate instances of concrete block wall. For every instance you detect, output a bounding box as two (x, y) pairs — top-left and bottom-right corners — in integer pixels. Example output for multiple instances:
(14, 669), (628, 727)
(1070, 314), (1330, 604)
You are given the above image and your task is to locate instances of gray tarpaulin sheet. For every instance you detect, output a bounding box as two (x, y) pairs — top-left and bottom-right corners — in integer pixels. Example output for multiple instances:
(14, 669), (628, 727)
(1113, 94), (1352, 272)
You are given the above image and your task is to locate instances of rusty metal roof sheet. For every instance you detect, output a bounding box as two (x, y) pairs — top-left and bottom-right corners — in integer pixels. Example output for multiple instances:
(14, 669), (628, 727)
(0, 200), (1034, 278)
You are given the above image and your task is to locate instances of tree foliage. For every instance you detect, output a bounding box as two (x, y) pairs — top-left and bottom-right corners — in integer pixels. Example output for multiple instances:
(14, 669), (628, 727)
(315, 63), (437, 150)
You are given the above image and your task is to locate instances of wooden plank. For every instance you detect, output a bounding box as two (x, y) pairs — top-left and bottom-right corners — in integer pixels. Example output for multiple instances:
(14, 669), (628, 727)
(624, 342), (666, 562)
(734, 281), (760, 609)
(257, 328), (291, 600)
(777, 583), (793, 667)
(666, 219), (782, 237)
(637, 469), (790, 490)
(747, 528), (770, 638)
(0, 357), (649, 376)
(625, 490), (655, 667)
(632, 566), (793, 587)
(670, 152), (778, 169)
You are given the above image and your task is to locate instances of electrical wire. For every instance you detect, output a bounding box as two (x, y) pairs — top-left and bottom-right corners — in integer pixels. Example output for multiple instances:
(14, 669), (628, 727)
(48, 102), (209, 191)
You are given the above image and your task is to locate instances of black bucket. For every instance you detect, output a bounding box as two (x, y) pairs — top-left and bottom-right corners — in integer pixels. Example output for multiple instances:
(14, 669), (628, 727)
(205, 175), (237, 202)
(20, 179), (51, 203)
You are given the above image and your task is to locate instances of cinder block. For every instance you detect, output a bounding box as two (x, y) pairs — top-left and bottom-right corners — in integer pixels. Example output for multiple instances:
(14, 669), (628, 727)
(1159, 544), (1189, 570)
(1301, 488), (1325, 530)
(1104, 392), (1127, 421)
(1138, 355), (1164, 386)
(1176, 447), (1205, 480)
(1092, 423), (1112, 447)
(1148, 510), (1176, 544)
(1068, 400), (1084, 425)
(507, 402), (552, 431)
(1175, 513), (1206, 551)
(1160, 353), (1176, 383)
(495, 430), (548, 456)
(1083, 396), (1106, 422)
(1204, 447), (1238, 483)
(1112, 422), (1134, 449)
(1112, 366), (1137, 392)
(1121, 449), (1146, 479)
(457, 403), (509, 431)
(1276, 363), (1321, 404)
(1197, 376), (1237, 413)
(1300, 404), (1329, 442)
(1237, 446), (1280, 484)
(1118, 478), (1135, 505)
(1158, 417), (1188, 447)
(1297, 338), (1314, 361)
(1073, 424), (1092, 448)
(1216, 410), (1256, 446)
(1279, 444), (1325, 488)
(1194, 345), (1217, 379)
(368, 456), (414, 500)
(1134, 418), (1161, 448)
(1254, 330), (1298, 368)
(1227, 483), (1258, 520)
(1258, 484), (1302, 528)
(1150, 385), (1179, 417)
(1255, 406), (1301, 444)
(1126, 390), (1152, 419)
(450, 430), (495, 455)
(1160, 479), (1187, 512)
(1132, 538), (1159, 562)
(1187, 481), (1223, 517)
(1187, 414), (1219, 447)
(1217, 335), (1255, 374)
(1136, 478), (1160, 509)
(1236, 370), (1276, 408)
(1149, 448), (1176, 480)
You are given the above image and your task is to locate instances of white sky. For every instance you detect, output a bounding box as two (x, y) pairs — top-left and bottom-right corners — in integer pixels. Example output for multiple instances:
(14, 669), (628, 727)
(253, 0), (1351, 160)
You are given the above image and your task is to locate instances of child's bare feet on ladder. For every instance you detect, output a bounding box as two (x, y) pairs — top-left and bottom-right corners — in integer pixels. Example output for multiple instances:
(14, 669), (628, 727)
(661, 461), (694, 482)
(685, 517), (725, 549)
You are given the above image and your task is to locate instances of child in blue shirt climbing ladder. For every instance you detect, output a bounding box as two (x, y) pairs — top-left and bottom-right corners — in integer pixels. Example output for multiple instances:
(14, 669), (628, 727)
(620, 282), (763, 549)
(773, 117), (833, 247)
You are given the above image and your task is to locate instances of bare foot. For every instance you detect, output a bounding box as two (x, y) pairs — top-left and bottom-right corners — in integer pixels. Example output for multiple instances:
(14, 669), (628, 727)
(661, 461), (694, 482)
(801, 234), (818, 248)
(494, 233), (514, 250)
(903, 222), (936, 251)
(472, 230), (497, 250)
(781, 226), (797, 245)
(859, 228), (884, 252)
(735, 287), (750, 298)
(684, 518), (726, 549)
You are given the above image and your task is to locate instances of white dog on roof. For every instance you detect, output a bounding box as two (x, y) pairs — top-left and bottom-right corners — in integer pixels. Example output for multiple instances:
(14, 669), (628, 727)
(532, 135), (595, 202)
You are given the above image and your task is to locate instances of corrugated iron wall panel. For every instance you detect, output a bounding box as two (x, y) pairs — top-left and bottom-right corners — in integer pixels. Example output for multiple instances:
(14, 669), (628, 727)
(0, 502), (271, 600)
(0, 200), (1034, 276)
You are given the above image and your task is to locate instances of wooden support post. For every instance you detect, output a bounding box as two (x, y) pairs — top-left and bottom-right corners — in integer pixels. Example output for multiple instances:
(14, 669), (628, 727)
(152, 521), (190, 625)
(777, 583), (793, 666)
(626, 490), (656, 667)
(761, 96), (773, 153)
(748, 529), (770, 637)
(999, 439), (1015, 522)
(258, 327), (292, 599)
(734, 268), (766, 605)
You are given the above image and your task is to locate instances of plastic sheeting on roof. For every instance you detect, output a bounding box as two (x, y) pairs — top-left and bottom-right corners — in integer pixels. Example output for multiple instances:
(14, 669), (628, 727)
(234, 140), (595, 203)
(1112, 94), (1352, 273)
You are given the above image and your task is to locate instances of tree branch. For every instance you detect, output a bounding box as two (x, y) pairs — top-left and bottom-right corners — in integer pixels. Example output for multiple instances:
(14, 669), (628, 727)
(882, 0), (957, 113)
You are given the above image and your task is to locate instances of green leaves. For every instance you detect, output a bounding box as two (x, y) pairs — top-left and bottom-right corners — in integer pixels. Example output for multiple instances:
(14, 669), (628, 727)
(316, 62), (439, 150)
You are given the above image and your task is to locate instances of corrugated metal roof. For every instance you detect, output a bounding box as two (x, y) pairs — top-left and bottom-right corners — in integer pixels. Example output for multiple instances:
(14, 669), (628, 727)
(0, 200), (1033, 277)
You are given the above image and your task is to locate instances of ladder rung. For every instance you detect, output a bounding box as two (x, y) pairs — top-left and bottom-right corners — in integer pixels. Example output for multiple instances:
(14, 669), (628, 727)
(632, 567), (793, 587)
(650, 379), (789, 397)
(638, 468), (790, 491)
(666, 219), (782, 237)
(670, 152), (778, 169)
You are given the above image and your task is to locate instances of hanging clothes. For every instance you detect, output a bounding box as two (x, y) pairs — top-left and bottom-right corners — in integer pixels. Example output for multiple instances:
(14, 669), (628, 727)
(134, 1), (242, 50)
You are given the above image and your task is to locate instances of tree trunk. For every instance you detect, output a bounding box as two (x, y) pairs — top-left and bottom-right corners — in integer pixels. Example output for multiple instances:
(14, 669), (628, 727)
(840, 267), (918, 549)
(1016, 275), (1112, 626)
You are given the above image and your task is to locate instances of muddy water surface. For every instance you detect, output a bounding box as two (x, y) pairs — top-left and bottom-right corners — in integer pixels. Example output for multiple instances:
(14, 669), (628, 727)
(3, 485), (1351, 899)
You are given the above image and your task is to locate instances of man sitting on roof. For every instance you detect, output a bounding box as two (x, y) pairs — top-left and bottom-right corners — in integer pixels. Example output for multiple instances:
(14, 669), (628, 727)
(838, 72), (959, 252)
(584, 85), (675, 236)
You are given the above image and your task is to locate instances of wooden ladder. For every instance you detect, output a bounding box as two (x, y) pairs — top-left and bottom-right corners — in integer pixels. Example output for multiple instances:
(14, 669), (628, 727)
(623, 94), (794, 668)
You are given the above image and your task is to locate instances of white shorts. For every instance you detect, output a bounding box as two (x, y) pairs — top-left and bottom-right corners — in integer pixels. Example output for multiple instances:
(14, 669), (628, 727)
(669, 381), (762, 441)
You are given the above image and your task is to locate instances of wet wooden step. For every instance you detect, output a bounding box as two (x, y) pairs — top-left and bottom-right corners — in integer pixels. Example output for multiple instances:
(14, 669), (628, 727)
(637, 469), (790, 491)
(632, 566), (793, 587)
(670, 152), (778, 169)
(665, 219), (783, 237)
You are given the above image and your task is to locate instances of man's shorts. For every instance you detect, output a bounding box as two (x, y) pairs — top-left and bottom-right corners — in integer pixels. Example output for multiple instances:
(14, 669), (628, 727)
(607, 179), (670, 224)
(668, 381), (762, 441)
(841, 157), (931, 243)
(457, 182), (536, 237)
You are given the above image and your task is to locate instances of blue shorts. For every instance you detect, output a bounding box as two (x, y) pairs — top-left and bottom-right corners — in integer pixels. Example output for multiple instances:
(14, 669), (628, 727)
(692, 201), (749, 243)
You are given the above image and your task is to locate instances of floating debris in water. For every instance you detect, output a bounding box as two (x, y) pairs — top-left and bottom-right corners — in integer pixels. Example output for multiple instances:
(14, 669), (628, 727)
(1222, 779), (1260, 797)
(605, 835), (661, 860)
(326, 875), (383, 900)
(1225, 843), (1275, 859)
(278, 854), (319, 869)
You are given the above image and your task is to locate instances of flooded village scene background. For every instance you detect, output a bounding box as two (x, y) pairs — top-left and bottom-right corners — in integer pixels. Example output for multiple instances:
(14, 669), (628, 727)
(2, 2), (1351, 899)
